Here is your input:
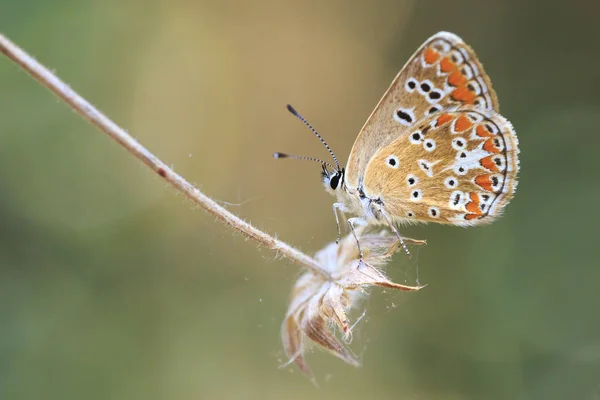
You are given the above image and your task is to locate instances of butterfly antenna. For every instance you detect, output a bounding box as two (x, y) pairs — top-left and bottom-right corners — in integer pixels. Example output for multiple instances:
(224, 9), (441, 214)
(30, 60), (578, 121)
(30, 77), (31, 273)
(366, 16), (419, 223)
(273, 152), (336, 171)
(286, 104), (341, 171)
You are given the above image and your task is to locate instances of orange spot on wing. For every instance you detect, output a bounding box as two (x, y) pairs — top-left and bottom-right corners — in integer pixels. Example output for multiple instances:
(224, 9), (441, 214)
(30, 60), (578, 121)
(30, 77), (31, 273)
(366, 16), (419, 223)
(475, 175), (494, 191)
(448, 70), (467, 87)
(454, 115), (474, 133)
(439, 57), (456, 73)
(476, 124), (494, 138)
(480, 155), (499, 172)
(465, 192), (480, 214)
(483, 137), (501, 153)
(423, 47), (440, 64)
(451, 86), (476, 103)
(436, 113), (453, 126)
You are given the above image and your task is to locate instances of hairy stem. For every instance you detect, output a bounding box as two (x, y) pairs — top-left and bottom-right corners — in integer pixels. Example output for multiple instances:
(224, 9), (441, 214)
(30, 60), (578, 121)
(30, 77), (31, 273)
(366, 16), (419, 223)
(0, 33), (330, 279)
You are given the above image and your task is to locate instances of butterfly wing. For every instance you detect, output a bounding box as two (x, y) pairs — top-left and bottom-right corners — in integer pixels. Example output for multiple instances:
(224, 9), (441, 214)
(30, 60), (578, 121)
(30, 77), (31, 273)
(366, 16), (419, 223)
(345, 31), (500, 190)
(361, 106), (518, 225)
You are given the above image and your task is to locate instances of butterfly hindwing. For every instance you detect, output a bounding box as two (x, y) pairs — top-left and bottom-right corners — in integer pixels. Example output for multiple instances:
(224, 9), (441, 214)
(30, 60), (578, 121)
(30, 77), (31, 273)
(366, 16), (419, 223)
(345, 32), (500, 189)
(361, 106), (518, 225)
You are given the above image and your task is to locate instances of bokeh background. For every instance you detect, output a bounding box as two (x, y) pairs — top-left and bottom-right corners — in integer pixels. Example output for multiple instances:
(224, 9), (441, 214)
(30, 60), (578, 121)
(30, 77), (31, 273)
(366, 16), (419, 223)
(1, 0), (599, 399)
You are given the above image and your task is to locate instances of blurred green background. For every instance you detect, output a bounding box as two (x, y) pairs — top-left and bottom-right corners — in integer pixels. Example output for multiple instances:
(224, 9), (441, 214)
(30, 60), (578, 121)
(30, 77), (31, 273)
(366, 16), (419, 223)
(1, 0), (599, 399)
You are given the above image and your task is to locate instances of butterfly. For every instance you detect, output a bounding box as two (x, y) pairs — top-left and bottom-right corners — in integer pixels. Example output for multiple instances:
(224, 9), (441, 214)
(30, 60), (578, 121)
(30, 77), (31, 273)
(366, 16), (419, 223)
(275, 31), (520, 259)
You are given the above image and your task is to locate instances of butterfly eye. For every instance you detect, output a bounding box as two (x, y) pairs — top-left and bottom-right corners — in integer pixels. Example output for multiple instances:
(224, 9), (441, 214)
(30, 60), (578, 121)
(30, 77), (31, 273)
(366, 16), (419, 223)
(386, 155), (399, 169)
(329, 173), (341, 190)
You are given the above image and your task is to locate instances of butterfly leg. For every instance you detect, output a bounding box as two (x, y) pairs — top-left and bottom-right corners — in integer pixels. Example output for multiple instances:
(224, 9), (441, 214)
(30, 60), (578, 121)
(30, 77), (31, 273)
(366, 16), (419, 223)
(332, 203), (346, 244)
(347, 217), (367, 265)
(377, 207), (412, 258)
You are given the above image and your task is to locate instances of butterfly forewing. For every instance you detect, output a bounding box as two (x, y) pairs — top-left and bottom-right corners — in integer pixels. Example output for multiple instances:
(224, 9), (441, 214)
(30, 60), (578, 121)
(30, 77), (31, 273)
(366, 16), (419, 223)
(345, 32), (499, 190)
(361, 106), (518, 225)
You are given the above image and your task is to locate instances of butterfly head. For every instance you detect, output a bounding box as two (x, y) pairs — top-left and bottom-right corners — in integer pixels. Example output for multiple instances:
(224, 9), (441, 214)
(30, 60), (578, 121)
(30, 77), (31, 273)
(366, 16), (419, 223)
(322, 165), (345, 194)
(275, 104), (345, 194)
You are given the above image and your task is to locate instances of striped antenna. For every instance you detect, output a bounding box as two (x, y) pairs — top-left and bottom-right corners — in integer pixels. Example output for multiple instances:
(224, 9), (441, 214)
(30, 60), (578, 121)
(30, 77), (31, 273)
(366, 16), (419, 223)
(273, 152), (336, 171)
(286, 104), (341, 171)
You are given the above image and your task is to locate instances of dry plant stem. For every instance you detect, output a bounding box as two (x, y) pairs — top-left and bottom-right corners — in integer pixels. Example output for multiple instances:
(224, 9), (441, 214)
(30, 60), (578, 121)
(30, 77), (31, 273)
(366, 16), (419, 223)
(0, 34), (330, 280)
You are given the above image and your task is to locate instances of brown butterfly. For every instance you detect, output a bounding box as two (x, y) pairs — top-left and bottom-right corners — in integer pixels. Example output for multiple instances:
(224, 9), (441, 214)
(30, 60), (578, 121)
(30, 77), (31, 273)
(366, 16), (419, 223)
(276, 32), (520, 259)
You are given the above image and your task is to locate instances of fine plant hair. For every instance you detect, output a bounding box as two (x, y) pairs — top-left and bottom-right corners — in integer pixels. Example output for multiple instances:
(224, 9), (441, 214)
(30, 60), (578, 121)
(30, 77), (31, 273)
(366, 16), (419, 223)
(0, 34), (424, 378)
